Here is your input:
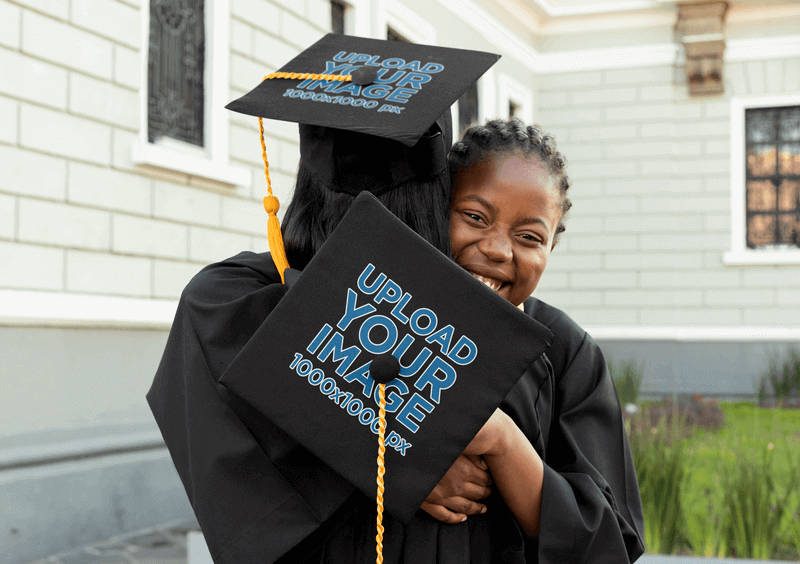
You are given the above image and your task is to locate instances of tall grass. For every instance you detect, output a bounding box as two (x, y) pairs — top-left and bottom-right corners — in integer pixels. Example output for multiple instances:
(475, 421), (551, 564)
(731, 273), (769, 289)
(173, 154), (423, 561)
(718, 443), (794, 559)
(635, 402), (800, 559)
(629, 407), (684, 555)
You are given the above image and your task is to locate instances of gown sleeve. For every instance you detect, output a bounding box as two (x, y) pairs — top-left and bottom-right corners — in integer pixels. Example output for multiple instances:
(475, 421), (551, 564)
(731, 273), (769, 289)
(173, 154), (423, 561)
(146, 252), (355, 564)
(526, 299), (645, 564)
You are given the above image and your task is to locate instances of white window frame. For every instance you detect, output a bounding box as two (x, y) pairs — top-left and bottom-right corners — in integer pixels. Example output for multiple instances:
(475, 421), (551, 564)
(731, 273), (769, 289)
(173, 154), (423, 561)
(133, 0), (249, 187)
(382, 0), (436, 44)
(497, 73), (533, 123)
(724, 94), (800, 266)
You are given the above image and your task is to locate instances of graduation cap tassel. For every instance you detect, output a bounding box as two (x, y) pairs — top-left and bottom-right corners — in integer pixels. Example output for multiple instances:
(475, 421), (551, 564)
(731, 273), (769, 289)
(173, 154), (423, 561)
(376, 383), (386, 564)
(370, 355), (398, 564)
(257, 72), (352, 283)
(258, 116), (290, 283)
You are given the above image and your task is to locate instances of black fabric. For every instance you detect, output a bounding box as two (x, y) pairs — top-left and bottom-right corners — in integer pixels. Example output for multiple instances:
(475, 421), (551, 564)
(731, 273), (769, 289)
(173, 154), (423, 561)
(226, 34), (498, 147)
(225, 33), (487, 195)
(218, 192), (553, 523)
(147, 251), (645, 564)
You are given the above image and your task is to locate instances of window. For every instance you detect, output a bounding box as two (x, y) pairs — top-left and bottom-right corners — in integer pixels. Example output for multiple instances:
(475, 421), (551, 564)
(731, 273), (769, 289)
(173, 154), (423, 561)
(509, 100), (520, 118)
(331, 0), (346, 35)
(458, 82), (479, 137)
(725, 95), (800, 265)
(745, 106), (800, 248)
(133, 0), (249, 187)
(147, 0), (205, 148)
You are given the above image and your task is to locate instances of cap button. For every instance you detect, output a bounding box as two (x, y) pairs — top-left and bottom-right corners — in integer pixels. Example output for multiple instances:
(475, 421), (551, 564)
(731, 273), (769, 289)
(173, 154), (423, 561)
(350, 66), (380, 86)
(370, 354), (400, 384)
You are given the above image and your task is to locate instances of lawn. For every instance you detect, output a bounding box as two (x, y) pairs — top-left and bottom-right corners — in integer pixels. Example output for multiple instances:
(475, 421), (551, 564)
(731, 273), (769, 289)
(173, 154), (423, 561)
(629, 402), (800, 560)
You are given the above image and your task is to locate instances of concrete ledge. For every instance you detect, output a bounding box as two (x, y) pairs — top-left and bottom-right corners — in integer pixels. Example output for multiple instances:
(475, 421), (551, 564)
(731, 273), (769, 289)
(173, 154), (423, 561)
(2, 449), (194, 564)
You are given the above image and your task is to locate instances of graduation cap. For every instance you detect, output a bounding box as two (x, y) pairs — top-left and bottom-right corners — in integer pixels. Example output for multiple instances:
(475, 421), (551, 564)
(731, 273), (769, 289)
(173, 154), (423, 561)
(219, 192), (553, 525)
(226, 33), (500, 195)
(225, 34), (499, 283)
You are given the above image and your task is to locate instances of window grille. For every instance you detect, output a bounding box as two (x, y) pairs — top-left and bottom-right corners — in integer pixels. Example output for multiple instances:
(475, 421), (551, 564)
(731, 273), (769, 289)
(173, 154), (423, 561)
(745, 106), (800, 248)
(147, 0), (205, 147)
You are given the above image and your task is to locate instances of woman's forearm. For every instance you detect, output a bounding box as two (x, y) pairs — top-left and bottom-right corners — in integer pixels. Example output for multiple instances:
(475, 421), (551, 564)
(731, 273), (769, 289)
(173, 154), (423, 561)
(482, 411), (544, 536)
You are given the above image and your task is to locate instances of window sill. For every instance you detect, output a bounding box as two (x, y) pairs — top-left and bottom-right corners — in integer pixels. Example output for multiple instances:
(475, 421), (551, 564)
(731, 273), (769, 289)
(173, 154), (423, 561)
(0, 290), (178, 329)
(723, 249), (800, 266)
(132, 142), (251, 188)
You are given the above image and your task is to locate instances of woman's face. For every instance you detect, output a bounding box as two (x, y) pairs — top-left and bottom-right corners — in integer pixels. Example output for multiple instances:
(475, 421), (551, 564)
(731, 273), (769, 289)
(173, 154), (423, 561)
(450, 154), (562, 307)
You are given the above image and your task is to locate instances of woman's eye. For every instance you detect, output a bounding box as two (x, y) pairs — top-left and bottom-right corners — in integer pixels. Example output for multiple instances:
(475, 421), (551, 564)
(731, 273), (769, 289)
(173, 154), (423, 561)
(520, 233), (542, 244)
(465, 212), (483, 223)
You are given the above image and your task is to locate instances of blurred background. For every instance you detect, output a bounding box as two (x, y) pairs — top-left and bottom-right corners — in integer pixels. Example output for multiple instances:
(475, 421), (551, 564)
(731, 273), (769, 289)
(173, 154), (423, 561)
(1, 0), (799, 562)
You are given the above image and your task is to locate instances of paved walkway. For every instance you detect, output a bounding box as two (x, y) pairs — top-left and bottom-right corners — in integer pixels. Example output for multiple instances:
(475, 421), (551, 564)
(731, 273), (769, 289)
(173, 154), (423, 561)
(22, 526), (793, 564)
(20, 519), (200, 564)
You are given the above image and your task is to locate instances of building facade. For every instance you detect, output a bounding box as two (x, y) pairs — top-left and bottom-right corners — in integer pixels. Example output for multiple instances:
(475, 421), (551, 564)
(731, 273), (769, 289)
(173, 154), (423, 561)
(1, 0), (798, 561)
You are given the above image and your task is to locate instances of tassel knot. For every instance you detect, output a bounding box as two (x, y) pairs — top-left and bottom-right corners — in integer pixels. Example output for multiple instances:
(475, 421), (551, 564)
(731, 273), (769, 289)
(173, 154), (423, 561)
(263, 195), (280, 214)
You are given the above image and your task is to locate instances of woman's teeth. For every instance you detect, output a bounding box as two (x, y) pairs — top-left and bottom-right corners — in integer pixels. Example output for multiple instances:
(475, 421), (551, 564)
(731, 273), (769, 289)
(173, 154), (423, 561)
(470, 273), (502, 292)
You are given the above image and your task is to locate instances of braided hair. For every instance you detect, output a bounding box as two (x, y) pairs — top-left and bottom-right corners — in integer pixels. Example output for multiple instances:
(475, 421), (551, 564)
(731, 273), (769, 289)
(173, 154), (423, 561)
(448, 118), (572, 245)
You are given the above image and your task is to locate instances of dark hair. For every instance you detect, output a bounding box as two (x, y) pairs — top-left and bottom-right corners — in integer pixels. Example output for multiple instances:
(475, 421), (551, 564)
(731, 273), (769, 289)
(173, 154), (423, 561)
(281, 163), (451, 269)
(448, 118), (572, 245)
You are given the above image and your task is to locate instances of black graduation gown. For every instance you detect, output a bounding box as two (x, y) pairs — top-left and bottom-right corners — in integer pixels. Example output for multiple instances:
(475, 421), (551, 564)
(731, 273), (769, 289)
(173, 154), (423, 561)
(147, 251), (645, 564)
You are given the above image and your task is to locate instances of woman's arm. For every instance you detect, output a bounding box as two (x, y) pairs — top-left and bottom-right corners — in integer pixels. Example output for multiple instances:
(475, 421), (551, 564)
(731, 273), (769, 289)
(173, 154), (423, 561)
(463, 408), (545, 535)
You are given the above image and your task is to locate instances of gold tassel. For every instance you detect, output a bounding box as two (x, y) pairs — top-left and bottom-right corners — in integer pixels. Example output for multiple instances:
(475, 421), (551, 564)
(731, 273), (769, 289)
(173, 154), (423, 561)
(257, 72), (352, 283)
(376, 383), (386, 564)
(259, 116), (290, 283)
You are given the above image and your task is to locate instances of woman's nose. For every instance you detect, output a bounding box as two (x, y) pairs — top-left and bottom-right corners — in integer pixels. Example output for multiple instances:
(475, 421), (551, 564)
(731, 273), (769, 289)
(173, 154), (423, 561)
(477, 230), (512, 262)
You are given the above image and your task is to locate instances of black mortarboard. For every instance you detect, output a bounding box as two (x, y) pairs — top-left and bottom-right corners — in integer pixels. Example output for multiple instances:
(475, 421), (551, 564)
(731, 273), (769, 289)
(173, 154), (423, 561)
(219, 192), (553, 523)
(226, 33), (499, 195)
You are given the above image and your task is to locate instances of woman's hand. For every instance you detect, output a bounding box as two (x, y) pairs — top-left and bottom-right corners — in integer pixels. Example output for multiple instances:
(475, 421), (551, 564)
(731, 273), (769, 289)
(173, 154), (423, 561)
(420, 454), (492, 523)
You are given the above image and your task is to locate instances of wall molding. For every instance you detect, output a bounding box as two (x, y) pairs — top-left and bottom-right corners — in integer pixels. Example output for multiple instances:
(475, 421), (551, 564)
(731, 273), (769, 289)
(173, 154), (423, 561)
(586, 325), (800, 342)
(435, 0), (800, 74)
(0, 290), (177, 329)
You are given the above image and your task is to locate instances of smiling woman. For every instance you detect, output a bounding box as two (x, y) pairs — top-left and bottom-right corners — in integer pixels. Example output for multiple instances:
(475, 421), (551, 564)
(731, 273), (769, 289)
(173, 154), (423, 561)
(449, 119), (572, 307)
(428, 118), (645, 563)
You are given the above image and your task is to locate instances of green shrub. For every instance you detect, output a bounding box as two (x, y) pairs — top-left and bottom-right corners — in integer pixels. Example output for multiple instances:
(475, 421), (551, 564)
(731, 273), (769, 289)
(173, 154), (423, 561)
(759, 348), (800, 401)
(609, 359), (644, 406)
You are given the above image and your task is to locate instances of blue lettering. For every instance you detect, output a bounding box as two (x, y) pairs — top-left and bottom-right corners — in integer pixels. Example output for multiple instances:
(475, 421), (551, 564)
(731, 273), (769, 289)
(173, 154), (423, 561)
(324, 60), (353, 73)
(337, 288), (376, 331)
(334, 82), (362, 96)
(375, 379), (408, 413)
(332, 51), (356, 63)
(447, 335), (478, 366)
(398, 60), (421, 72)
(396, 393), (434, 433)
(382, 58), (406, 68)
(385, 88), (416, 104)
(357, 264), (385, 295)
(307, 324), (333, 354)
(425, 324), (454, 356)
(343, 362), (375, 398)
(374, 69), (405, 84)
(317, 332), (361, 376)
(409, 308), (437, 336)
(420, 62), (444, 73)
(362, 84), (392, 99)
(396, 72), (432, 90)
(374, 279), (402, 304)
(414, 356), (456, 404)
(359, 315), (398, 355)
(390, 293), (412, 324)
(393, 334), (432, 377)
